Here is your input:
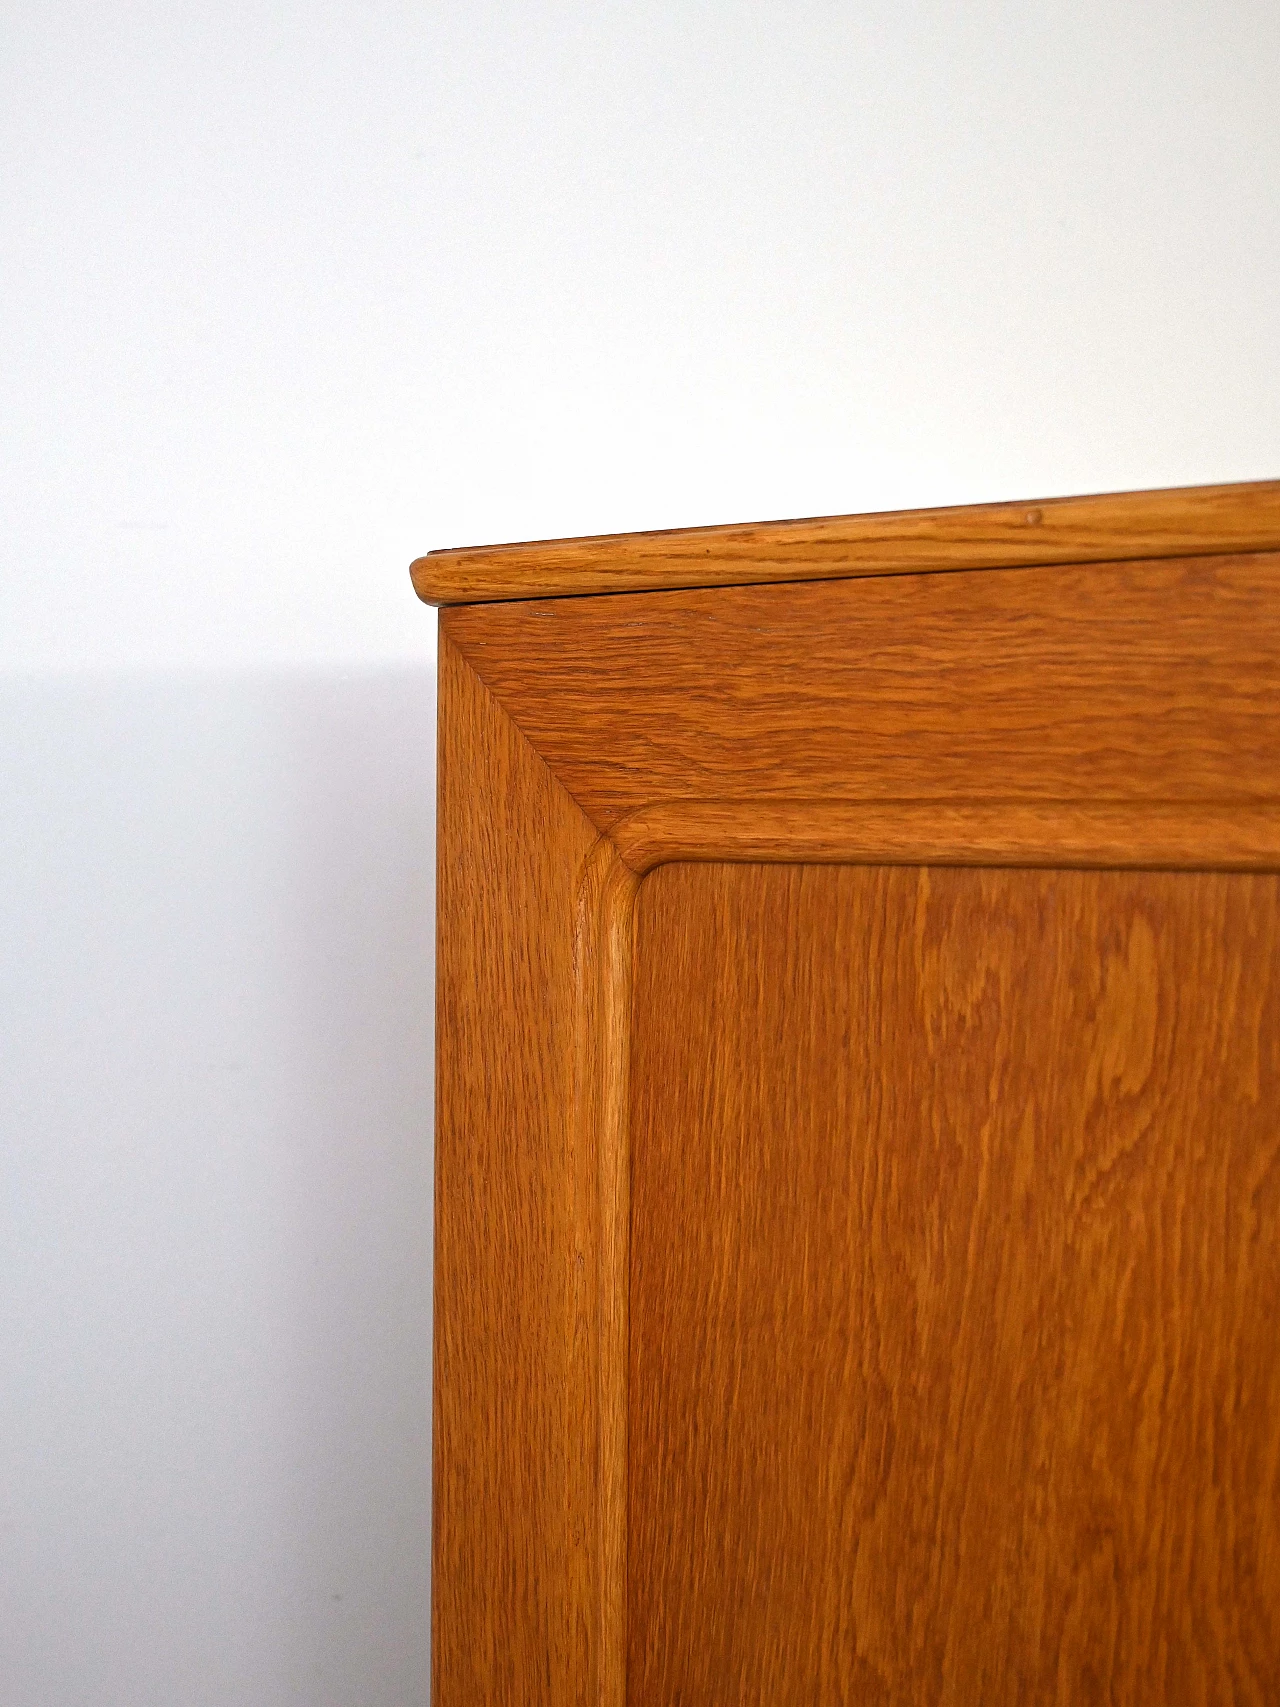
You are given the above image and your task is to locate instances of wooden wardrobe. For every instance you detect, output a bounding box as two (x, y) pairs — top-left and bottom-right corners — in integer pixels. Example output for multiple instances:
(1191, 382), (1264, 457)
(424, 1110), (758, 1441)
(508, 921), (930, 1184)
(412, 480), (1280, 1705)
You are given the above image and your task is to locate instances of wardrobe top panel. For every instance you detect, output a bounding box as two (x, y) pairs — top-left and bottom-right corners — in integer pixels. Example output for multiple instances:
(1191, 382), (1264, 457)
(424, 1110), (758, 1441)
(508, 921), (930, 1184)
(412, 477), (1280, 607)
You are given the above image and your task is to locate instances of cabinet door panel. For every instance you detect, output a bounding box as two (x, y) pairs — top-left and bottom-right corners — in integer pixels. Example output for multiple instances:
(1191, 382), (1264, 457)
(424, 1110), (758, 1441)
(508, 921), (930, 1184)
(630, 862), (1280, 1704)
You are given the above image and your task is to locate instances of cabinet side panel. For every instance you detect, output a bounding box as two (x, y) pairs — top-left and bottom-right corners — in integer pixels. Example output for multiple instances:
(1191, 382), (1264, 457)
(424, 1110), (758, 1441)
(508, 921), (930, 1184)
(434, 631), (599, 1704)
(629, 861), (1280, 1704)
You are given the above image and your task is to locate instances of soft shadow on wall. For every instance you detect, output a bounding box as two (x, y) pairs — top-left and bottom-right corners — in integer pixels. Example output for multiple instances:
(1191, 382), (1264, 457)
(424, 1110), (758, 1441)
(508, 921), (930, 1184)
(0, 665), (435, 1707)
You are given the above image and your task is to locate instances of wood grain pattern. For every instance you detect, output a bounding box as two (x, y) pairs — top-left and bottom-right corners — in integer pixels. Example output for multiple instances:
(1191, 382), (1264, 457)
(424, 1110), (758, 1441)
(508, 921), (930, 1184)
(610, 799), (1280, 875)
(413, 478), (1280, 604)
(434, 631), (603, 1705)
(629, 861), (1280, 1704)
(571, 840), (638, 1707)
(443, 553), (1280, 833)
(431, 511), (1280, 1703)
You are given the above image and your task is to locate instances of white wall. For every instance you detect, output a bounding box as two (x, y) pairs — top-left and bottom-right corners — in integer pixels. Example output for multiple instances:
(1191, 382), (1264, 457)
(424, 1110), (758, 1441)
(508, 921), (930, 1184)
(1, 3), (1277, 1702)
(0, 669), (434, 1707)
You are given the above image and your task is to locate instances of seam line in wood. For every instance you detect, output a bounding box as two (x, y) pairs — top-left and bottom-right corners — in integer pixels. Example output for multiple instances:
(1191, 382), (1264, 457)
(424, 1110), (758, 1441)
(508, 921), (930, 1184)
(441, 611), (615, 834)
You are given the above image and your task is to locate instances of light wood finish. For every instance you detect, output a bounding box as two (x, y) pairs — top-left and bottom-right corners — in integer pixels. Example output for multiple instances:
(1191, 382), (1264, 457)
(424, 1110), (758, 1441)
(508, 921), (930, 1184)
(444, 552), (1280, 832)
(435, 632), (639, 1707)
(434, 632), (602, 1703)
(610, 799), (1280, 875)
(413, 478), (1280, 604)
(630, 861), (1280, 1703)
(572, 840), (638, 1707)
(428, 479), (1280, 1707)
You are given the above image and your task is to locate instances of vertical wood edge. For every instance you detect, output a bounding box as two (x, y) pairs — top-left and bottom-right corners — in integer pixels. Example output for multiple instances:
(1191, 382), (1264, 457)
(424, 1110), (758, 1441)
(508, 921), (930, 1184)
(572, 838), (639, 1707)
(434, 631), (605, 1704)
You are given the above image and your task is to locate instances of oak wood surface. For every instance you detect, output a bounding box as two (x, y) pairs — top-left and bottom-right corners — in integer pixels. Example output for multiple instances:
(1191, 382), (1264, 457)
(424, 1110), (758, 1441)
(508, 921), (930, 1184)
(443, 553), (1280, 834)
(610, 799), (1280, 875)
(434, 631), (603, 1705)
(571, 840), (638, 1707)
(629, 861), (1280, 1704)
(413, 478), (1280, 604)
(431, 516), (1280, 1705)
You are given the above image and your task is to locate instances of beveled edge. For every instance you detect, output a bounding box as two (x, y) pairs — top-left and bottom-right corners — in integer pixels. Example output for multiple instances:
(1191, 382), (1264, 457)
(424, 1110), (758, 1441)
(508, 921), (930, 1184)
(571, 840), (638, 1707)
(412, 478), (1280, 606)
(571, 791), (1280, 1703)
(610, 800), (1280, 876)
